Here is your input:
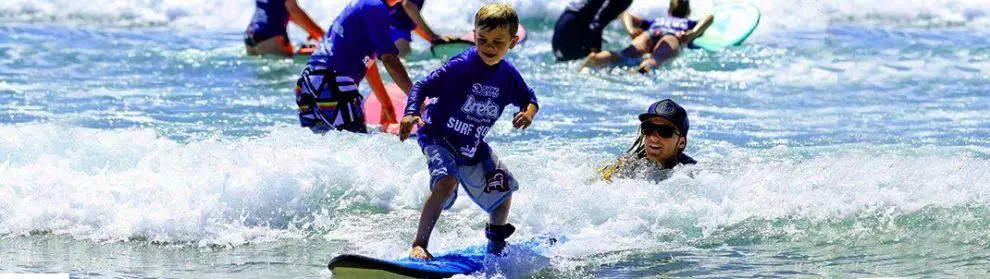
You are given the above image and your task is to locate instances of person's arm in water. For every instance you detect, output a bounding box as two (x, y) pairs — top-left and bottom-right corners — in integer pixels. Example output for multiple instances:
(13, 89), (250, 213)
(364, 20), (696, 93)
(285, 0), (325, 40)
(676, 15), (714, 44)
(621, 12), (648, 39)
(402, 0), (456, 44)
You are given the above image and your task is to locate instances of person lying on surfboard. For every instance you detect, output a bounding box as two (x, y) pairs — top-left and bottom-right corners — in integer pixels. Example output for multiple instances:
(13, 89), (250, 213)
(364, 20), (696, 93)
(397, 2), (540, 260)
(293, 0), (414, 133)
(244, 0), (324, 57)
(599, 99), (696, 182)
(387, 0), (459, 57)
(579, 0), (713, 74)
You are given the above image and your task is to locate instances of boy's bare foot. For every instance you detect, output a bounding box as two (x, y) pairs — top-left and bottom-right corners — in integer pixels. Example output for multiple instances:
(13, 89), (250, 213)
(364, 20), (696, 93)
(410, 246), (434, 260)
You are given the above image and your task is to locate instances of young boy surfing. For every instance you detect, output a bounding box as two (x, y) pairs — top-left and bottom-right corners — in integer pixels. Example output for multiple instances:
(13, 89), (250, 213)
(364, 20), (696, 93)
(397, 3), (540, 260)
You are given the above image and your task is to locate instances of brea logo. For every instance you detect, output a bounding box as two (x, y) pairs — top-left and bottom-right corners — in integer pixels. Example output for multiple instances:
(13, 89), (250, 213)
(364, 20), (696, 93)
(461, 95), (500, 120)
(471, 83), (500, 97)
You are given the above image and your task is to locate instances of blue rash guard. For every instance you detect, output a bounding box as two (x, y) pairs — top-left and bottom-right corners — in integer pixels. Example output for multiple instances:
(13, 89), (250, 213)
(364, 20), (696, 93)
(388, 0), (426, 42)
(246, 0), (290, 43)
(641, 16), (698, 38)
(405, 48), (539, 162)
(307, 0), (399, 84)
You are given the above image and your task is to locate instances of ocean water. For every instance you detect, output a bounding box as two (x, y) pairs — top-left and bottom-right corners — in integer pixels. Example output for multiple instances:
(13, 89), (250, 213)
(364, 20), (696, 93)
(2, 0), (989, 277)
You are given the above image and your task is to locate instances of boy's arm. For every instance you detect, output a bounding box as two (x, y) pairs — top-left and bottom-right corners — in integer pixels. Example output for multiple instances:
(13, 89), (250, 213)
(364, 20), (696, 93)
(511, 80), (539, 129)
(399, 60), (457, 141)
(678, 15), (714, 44)
(285, 0), (325, 40)
(398, 76), (432, 141)
(512, 103), (539, 129)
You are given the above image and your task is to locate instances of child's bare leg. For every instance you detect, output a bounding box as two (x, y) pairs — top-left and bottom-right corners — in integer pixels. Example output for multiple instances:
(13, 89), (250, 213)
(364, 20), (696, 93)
(410, 176), (458, 260)
(489, 196), (512, 226)
(650, 35), (682, 65)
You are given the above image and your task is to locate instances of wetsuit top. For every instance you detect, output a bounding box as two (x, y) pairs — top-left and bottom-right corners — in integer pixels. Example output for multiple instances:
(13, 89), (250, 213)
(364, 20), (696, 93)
(555, 0), (633, 52)
(388, 0), (426, 32)
(406, 48), (539, 161)
(308, 0), (399, 84)
(247, 0), (290, 40)
(641, 16), (698, 37)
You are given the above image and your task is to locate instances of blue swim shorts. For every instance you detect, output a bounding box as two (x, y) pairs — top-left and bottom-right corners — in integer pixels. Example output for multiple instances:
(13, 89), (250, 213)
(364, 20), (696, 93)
(423, 143), (518, 213)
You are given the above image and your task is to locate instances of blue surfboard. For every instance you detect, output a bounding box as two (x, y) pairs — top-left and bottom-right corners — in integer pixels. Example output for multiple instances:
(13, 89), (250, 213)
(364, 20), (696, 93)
(328, 236), (560, 278)
(692, 2), (761, 50)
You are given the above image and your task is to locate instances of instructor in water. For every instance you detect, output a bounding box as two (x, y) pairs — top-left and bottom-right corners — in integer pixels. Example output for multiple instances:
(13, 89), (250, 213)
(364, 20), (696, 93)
(552, 0), (634, 61)
(244, 0), (325, 57)
(600, 99), (696, 182)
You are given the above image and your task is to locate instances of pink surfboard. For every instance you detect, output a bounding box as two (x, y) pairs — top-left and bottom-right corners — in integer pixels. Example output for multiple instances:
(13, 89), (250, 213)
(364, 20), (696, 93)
(363, 83), (417, 135)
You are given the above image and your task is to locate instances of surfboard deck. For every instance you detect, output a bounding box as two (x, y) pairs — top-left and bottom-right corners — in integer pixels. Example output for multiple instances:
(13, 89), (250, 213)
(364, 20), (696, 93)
(363, 83), (415, 135)
(692, 2), (761, 50)
(329, 236), (560, 278)
(431, 23), (528, 59)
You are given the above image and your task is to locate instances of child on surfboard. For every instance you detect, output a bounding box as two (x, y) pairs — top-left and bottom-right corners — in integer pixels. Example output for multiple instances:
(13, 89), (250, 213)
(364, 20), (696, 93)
(244, 0), (324, 57)
(294, 0), (415, 133)
(387, 0), (458, 57)
(397, 2), (540, 260)
(579, 0), (713, 74)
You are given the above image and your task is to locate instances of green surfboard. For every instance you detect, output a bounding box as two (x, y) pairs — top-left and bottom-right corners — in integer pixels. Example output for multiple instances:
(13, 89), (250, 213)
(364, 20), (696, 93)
(692, 2), (761, 50)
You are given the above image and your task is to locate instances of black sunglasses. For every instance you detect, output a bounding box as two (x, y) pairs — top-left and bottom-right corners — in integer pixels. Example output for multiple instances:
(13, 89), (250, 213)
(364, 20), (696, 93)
(641, 122), (680, 138)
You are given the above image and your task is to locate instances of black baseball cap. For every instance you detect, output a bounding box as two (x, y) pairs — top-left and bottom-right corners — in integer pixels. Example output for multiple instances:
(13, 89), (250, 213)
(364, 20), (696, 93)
(638, 99), (689, 136)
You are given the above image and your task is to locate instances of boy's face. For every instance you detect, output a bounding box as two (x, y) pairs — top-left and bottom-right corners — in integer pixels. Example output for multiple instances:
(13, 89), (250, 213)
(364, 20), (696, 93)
(473, 25), (518, 66)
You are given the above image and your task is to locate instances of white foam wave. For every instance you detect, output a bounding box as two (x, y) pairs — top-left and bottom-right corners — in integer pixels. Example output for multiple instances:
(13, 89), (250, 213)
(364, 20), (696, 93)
(2, 123), (989, 250)
(1, 0), (987, 31)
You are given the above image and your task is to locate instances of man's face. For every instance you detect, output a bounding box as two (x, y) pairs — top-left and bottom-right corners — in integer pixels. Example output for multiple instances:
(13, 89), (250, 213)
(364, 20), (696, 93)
(641, 116), (685, 165)
(473, 25), (518, 66)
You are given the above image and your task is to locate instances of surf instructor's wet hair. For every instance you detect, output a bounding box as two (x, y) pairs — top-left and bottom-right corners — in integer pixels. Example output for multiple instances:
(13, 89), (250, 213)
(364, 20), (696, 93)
(669, 0), (691, 18)
(475, 2), (519, 36)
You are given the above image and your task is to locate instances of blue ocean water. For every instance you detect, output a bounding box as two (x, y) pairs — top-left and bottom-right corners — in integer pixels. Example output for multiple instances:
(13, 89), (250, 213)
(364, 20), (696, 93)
(1, 0), (989, 277)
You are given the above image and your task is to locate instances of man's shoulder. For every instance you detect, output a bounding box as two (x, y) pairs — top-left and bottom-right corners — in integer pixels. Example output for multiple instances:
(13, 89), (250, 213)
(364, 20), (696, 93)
(679, 154), (697, 165)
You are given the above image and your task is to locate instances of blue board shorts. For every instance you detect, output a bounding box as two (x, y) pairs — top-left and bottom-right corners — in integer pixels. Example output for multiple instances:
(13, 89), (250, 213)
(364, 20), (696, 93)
(295, 67), (367, 133)
(390, 26), (413, 43)
(423, 143), (518, 213)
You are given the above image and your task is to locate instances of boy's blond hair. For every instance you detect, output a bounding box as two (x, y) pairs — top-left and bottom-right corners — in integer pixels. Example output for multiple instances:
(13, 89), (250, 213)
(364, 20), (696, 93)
(475, 2), (518, 35)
